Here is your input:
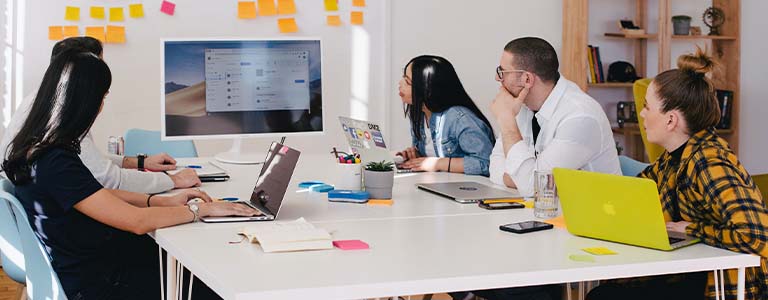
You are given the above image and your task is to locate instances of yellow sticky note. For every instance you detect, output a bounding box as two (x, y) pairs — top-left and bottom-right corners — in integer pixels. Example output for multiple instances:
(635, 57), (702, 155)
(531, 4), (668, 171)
(327, 15), (342, 26)
(544, 215), (567, 229)
(62, 26), (79, 38)
(48, 26), (64, 41)
(129, 4), (145, 18)
(582, 247), (618, 255)
(569, 254), (596, 263)
(85, 26), (105, 42)
(350, 11), (364, 25)
(258, 0), (277, 16)
(106, 25), (126, 44)
(277, 18), (298, 33)
(110, 7), (125, 22)
(324, 0), (338, 11)
(352, 0), (366, 7)
(277, 0), (296, 15)
(90, 7), (105, 19)
(238, 2), (257, 19)
(523, 200), (534, 208)
(65, 6), (80, 21)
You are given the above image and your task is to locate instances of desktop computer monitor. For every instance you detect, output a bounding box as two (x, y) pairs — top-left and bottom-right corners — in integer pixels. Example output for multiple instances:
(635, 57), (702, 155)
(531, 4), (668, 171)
(161, 38), (323, 163)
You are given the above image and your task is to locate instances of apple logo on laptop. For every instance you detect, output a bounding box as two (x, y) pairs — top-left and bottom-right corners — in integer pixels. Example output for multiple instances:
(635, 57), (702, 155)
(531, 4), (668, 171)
(603, 202), (617, 216)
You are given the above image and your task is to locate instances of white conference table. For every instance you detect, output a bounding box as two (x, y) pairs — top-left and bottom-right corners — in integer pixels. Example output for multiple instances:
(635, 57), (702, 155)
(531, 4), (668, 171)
(154, 156), (760, 300)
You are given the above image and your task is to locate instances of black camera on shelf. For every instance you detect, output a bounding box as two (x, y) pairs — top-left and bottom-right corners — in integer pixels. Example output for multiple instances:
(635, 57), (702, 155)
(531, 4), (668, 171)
(617, 101), (638, 128)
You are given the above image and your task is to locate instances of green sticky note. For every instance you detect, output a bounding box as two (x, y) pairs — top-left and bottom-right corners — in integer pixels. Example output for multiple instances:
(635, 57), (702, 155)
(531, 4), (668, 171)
(569, 254), (596, 263)
(582, 247), (618, 255)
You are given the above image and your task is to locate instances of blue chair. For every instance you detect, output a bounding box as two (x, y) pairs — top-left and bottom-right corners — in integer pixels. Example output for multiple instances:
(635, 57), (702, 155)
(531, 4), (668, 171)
(619, 155), (650, 177)
(124, 128), (198, 158)
(0, 179), (67, 300)
(0, 180), (25, 285)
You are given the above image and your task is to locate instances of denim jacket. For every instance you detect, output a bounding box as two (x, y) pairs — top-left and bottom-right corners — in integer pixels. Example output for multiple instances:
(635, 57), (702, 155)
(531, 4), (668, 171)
(411, 106), (495, 176)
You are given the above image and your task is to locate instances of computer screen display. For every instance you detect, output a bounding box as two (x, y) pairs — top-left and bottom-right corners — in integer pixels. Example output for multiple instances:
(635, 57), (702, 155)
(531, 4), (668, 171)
(162, 39), (323, 139)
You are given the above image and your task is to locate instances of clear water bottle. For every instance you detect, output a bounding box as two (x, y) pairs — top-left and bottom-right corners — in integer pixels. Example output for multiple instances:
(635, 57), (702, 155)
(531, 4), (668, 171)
(107, 136), (124, 155)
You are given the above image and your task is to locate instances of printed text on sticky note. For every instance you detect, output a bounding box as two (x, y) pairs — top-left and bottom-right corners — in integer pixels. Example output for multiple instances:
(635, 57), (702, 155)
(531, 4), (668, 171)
(277, 18), (298, 33)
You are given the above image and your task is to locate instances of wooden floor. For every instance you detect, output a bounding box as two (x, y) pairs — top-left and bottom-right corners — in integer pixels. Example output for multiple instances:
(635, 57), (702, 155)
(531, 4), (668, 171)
(0, 267), (22, 300)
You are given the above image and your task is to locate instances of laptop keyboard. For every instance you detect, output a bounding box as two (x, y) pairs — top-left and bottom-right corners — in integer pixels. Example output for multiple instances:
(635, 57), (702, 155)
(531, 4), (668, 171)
(669, 237), (685, 244)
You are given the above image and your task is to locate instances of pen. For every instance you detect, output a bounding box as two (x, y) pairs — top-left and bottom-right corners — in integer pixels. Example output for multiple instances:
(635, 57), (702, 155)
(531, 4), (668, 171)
(178, 165), (202, 169)
(219, 197), (239, 201)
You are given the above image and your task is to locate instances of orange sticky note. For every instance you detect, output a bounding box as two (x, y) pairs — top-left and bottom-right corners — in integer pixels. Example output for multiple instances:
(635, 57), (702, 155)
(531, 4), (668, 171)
(106, 25), (126, 44)
(129, 4), (145, 18)
(90, 7), (105, 19)
(258, 0), (277, 16)
(277, 0), (296, 15)
(48, 26), (64, 40)
(324, 0), (338, 11)
(110, 7), (125, 22)
(352, 0), (366, 7)
(238, 1), (257, 19)
(277, 18), (298, 33)
(350, 11), (364, 25)
(62, 26), (79, 38)
(85, 26), (105, 42)
(544, 215), (567, 229)
(65, 6), (80, 21)
(327, 15), (342, 26)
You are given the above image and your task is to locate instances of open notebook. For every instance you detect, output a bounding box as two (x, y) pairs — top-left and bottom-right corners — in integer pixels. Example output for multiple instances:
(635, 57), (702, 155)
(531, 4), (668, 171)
(238, 218), (333, 253)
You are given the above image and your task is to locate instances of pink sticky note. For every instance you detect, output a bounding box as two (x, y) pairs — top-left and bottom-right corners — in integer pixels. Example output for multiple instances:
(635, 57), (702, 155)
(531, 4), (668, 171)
(160, 0), (176, 15)
(333, 240), (369, 250)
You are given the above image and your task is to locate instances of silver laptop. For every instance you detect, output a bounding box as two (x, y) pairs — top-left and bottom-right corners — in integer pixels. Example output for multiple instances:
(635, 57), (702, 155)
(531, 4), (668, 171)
(202, 142), (300, 223)
(338, 116), (417, 173)
(416, 182), (522, 204)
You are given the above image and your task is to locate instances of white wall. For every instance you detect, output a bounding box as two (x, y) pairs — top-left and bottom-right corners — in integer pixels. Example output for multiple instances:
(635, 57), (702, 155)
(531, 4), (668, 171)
(738, 0), (768, 174)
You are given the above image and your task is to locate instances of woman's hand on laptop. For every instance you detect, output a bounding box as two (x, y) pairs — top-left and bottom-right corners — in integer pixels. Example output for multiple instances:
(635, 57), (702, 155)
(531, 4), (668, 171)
(666, 221), (692, 233)
(199, 202), (261, 218)
(396, 147), (420, 161)
(400, 157), (440, 172)
(154, 188), (213, 207)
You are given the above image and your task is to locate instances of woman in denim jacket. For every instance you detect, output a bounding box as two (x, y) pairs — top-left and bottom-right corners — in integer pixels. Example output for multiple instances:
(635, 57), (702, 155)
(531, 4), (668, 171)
(396, 55), (495, 176)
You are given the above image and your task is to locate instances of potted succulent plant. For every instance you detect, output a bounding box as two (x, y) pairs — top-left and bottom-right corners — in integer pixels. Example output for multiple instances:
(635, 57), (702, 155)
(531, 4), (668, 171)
(363, 160), (395, 199)
(672, 15), (692, 35)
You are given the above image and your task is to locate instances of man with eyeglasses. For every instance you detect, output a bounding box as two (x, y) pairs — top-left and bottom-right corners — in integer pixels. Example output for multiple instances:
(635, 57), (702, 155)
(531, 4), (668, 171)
(489, 37), (621, 196)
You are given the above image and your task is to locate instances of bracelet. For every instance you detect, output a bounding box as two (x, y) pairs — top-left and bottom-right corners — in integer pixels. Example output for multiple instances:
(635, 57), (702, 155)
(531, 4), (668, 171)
(146, 194), (156, 207)
(447, 157), (452, 172)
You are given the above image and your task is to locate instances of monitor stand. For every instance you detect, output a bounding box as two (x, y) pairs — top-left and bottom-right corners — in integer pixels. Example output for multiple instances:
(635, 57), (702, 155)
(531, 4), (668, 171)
(214, 138), (263, 165)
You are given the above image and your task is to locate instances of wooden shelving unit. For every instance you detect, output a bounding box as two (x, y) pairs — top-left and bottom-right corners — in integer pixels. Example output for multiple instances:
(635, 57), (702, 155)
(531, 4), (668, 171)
(563, 0), (741, 161)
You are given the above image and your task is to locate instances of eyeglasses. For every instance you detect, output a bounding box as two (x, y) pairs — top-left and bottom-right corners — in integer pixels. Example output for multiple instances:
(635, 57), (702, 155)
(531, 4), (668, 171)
(496, 66), (526, 80)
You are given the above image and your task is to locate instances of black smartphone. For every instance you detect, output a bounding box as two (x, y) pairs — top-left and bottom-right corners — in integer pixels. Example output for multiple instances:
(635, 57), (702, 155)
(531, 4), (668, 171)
(200, 175), (230, 182)
(499, 221), (554, 234)
(479, 202), (525, 210)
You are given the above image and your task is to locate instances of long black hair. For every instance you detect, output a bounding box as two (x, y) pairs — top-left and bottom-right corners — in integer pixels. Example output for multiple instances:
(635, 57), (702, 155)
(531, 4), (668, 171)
(2, 49), (112, 185)
(404, 55), (494, 143)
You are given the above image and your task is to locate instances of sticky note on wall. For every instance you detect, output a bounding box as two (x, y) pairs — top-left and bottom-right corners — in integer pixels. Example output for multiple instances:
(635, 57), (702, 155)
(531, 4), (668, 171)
(129, 4), (145, 18)
(277, 18), (298, 33)
(106, 25), (126, 44)
(65, 6), (80, 21)
(324, 0), (338, 11)
(351, 11), (364, 25)
(238, 1), (257, 19)
(352, 0), (366, 7)
(48, 26), (63, 40)
(327, 15), (342, 26)
(85, 26), (105, 42)
(161, 1), (176, 16)
(110, 7), (125, 22)
(62, 26), (79, 38)
(258, 0), (277, 16)
(277, 0), (296, 15)
(90, 7), (105, 19)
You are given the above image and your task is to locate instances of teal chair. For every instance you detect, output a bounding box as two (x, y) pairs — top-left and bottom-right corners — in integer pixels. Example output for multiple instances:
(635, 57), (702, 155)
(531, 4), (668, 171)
(0, 180), (26, 285)
(124, 128), (198, 158)
(0, 179), (68, 299)
(619, 155), (650, 177)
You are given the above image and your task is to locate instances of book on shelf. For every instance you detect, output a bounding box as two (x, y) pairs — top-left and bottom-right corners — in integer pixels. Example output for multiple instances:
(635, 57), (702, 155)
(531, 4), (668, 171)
(587, 45), (596, 83)
(594, 46), (605, 83)
(239, 218), (333, 253)
(716, 89), (733, 129)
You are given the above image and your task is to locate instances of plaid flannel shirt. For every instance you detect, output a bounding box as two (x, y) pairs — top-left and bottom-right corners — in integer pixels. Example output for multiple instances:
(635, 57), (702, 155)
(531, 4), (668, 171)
(634, 128), (768, 300)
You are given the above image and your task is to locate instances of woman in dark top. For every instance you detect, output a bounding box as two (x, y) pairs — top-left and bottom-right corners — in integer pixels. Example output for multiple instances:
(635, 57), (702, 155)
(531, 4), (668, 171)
(2, 50), (257, 299)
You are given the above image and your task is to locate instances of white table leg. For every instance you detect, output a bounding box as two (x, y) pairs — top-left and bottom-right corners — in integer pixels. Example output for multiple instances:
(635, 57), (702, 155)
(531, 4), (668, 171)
(737, 267), (745, 300)
(167, 254), (178, 300)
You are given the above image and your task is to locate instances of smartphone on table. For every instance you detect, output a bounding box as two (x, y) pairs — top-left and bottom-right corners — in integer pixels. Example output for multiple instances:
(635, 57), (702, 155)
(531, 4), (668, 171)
(479, 201), (525, 210)
(499, 221), (554, 234)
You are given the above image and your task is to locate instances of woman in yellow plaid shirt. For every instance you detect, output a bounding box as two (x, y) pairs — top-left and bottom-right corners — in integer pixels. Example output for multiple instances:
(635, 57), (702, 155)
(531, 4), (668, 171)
(588, 49), (768, 300)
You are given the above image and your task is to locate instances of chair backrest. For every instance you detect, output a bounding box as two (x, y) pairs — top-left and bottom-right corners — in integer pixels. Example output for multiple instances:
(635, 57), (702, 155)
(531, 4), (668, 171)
(633, 78), (665, 162)
(619, 155), (650, 177)
(753, 174), (768, 202)
(0, 179), (67, 299)
(124, 128), (198, 158)
(0, 179), (25, 284)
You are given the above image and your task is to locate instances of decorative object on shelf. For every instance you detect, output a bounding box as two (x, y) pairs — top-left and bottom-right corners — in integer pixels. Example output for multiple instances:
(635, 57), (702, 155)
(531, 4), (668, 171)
(363, 161), (394, 199)
(703, 7), (725, 36)
(607, 61), (638, 83)
(618, 19), (645, 35)
(716, 90), (733, 129)
(616, 101), (638, 128)
(690, 26), (702, 36)
(672, 15), (692, 35)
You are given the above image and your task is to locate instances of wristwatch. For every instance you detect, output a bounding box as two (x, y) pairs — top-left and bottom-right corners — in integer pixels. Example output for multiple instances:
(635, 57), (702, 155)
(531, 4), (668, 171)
(188, 203), (200, 222)
(137, 153), (147, 171)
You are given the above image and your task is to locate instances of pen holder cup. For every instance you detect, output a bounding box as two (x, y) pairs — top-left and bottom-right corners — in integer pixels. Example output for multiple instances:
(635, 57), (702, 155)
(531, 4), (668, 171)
(333, 163), (362, 190)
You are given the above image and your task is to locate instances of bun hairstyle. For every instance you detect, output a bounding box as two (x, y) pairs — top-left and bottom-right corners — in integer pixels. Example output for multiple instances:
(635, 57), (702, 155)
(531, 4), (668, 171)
(653, 47), (720, 134)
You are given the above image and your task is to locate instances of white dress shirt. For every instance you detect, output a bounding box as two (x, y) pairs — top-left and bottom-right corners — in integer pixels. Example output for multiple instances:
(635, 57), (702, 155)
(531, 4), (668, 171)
(1, 94), (174, 193)
(489, 77), (621, 196)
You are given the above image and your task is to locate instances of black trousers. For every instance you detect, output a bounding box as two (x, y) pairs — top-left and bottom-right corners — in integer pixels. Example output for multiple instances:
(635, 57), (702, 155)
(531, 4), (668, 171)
(451, 284), (563, 300)
(586, 272), (708, 300)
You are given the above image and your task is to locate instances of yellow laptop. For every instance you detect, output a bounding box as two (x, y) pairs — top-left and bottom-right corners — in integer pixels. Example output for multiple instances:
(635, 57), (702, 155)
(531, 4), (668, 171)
(553, 168), (699, 251)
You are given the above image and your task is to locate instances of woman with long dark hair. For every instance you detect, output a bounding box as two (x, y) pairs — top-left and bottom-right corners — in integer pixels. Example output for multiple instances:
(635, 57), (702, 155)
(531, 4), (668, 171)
(2, 49), (257, 299)
(396, 55), (495, 176)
